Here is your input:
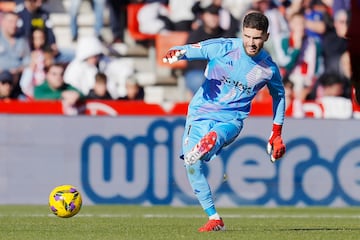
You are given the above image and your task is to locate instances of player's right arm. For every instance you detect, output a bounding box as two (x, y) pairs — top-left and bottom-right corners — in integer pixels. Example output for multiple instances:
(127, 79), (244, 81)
(162, 38), (234, 64)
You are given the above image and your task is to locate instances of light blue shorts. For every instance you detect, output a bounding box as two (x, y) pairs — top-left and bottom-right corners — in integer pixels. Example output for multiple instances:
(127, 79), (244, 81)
(181, 119), (243, 162)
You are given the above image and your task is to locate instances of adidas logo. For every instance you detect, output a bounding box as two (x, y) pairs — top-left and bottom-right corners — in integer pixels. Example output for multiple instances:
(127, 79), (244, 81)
(226, 61), (233, 66)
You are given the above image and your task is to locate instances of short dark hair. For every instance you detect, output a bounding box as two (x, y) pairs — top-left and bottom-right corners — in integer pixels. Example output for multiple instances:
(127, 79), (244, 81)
(95, 72), (107, 84)
(44, 63), (64, 73)
(243, 11), (269, 33)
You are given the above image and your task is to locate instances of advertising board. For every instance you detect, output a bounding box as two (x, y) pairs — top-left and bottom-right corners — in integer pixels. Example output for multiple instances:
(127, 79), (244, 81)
(0, 115), (359, 206)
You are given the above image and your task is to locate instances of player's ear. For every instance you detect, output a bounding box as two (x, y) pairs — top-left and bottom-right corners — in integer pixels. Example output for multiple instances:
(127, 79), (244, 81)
(263, 32), (269, 42)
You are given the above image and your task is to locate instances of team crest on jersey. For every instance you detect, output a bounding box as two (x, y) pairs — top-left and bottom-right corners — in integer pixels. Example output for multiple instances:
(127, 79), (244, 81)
(190, 43), (201, 48)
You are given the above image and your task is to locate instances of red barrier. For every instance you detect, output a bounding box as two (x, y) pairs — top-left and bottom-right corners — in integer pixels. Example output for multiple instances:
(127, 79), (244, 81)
(0, 100), (63, 115)
(0, 100), (277, 116)
(0, 99), (357, 118)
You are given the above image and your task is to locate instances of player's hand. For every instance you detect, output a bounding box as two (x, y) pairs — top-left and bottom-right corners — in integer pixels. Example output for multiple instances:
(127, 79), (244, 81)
(162, 49), (186, 64)
(266, 124), (286, 162)
(267, 136), (285, 162)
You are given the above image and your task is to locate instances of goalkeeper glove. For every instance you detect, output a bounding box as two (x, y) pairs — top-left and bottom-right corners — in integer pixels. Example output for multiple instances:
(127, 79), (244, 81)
(266, 124), (286, 163)
(162, 49), (186, 64)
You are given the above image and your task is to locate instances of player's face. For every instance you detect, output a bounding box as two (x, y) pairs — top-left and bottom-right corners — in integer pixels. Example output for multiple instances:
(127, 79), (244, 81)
(242, 27), (269, 57)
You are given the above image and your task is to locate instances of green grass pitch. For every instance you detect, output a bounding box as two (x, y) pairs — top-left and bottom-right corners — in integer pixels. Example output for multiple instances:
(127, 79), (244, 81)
(0, 205), (359, 240)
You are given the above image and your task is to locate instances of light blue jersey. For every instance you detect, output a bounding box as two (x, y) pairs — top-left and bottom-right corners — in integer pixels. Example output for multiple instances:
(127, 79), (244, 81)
(175, 38), (285, 125)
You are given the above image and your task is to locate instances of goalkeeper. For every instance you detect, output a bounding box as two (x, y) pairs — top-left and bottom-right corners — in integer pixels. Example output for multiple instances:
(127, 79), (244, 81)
(163, 12), (286, 232)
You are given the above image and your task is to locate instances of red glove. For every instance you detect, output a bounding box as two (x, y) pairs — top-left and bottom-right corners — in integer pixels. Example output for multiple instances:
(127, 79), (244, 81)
(162, 49), (186, 64)
(267, 124), (286, 162)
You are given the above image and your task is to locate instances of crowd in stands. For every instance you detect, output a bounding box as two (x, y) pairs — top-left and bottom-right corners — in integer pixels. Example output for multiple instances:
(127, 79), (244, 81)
(0, 0), (356, 118)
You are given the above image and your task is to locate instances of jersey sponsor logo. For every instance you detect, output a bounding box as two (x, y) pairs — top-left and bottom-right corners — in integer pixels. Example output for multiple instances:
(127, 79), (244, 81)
(220, 76), (252, 94)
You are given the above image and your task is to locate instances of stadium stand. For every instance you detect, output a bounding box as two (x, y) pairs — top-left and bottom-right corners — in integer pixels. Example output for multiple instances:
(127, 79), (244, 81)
(1, 0), (357, 116)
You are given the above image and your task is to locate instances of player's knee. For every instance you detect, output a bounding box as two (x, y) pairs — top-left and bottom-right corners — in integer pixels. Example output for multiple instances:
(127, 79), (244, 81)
(185, 161), (202, 175)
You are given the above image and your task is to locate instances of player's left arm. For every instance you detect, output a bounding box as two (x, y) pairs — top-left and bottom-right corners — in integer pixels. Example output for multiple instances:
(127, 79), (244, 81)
(266, 66), (286, 162)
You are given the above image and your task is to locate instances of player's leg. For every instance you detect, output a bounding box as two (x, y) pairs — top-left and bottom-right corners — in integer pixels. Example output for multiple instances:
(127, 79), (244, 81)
(182, 119), (214, 168)
(208, 120), (243, 155)
(184, 120), (243, 164)
(184, 160), (225, 232)
(182, 120), (242, 231)
(182, 120), (221, 231)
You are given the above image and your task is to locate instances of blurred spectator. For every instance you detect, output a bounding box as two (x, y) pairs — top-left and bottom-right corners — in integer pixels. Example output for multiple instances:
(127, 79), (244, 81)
(192, 0), (239, 36)
(167, 0), (196, 31)
(64, 35), (135, 99)
(220, 0), (252, 23)
(107, 0), (129, 43)
(0, 71), (13, 101)
(138, 0), (196, 34)
(64, 36), (104, 96)
(106, 0), (130, 56)
(118, 75), (145, 101)
(16, 0), (54, 47)
(183, 3), (237, 95)
(137, 0), (169, 35)
(34, 63), (82, 100)
(34, 63), (83, 114)
(316, 72), (352, 118)
(0, 10), (30, 99)
(322, 9), (349, 75)
(303, 0), (332, 42)
(0, 70), (26, 101)
(19, 28), (55, 98)
(284, 0), (302, 19)
(137, 0), (238, 36)
(86, 72), (113, 100)
(15, 0), (74, 64)
(285, 0), (331, 42)
(308, 71), (350, 100)
(318, 73), (349, 98)
(331, 0), (350, 15)
(69, 0), (106, 42)
(0, 11), (30, 75)
(278, 12), (322, 101)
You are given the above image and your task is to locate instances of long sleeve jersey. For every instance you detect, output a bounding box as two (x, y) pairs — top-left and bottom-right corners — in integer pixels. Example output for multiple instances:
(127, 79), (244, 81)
(174, 37), (285, 125)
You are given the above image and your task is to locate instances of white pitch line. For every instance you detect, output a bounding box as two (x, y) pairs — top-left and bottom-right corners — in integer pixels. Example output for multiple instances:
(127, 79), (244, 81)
(143, 214), (360, 219)
(1, 213), (360, 219)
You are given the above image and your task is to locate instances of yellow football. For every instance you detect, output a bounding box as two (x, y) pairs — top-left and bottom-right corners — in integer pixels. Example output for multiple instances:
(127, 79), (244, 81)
(48, 185), (82, 218)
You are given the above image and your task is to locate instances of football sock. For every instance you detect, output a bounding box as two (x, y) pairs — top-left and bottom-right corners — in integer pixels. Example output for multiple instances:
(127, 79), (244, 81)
(205, 206), (217, 218)
(209, 213), (221, 220)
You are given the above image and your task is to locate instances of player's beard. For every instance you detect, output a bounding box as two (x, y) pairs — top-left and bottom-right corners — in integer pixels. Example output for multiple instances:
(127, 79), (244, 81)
(244, 43), (260, 57)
